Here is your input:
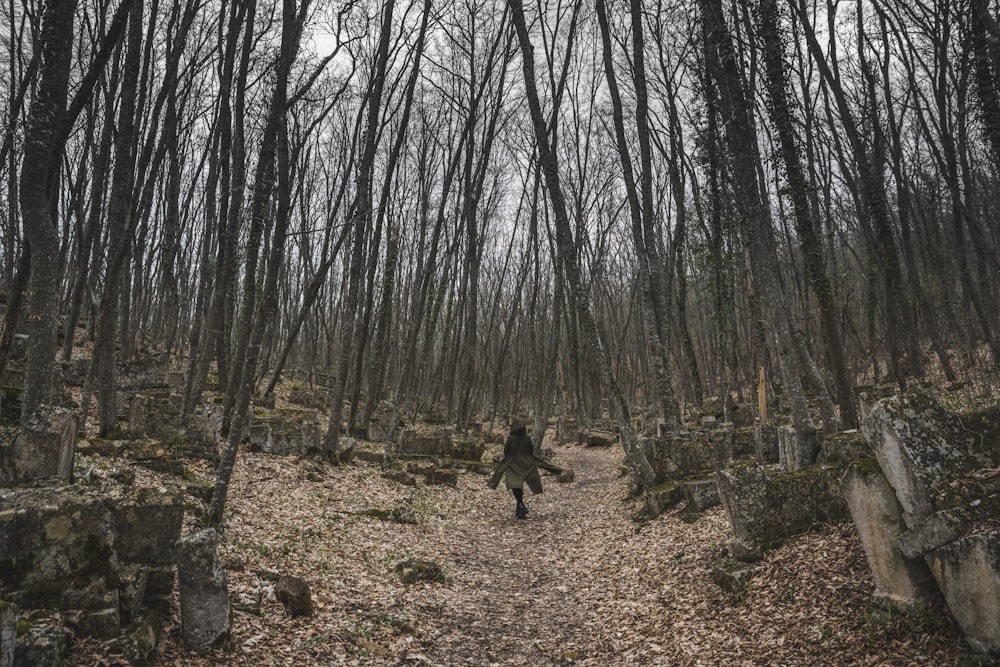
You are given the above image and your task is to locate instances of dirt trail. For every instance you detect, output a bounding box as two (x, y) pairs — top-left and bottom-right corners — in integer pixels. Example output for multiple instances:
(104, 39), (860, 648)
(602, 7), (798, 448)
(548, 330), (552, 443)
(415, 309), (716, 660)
(407, 444), (638, 665)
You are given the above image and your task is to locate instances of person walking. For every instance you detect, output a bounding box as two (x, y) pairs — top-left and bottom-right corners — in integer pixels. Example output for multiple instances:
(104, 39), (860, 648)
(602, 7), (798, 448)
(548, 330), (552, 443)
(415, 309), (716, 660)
(488, 417), (565, 519)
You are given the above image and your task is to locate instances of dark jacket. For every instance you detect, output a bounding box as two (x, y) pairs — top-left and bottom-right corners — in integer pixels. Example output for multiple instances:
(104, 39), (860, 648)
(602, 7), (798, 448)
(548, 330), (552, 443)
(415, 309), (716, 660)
(488, 426), (565, 494)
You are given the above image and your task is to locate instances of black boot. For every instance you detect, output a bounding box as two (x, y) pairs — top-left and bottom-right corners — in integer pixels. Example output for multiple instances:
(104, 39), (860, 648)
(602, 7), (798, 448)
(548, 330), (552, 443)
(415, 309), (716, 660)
(512, 488), (527, 518)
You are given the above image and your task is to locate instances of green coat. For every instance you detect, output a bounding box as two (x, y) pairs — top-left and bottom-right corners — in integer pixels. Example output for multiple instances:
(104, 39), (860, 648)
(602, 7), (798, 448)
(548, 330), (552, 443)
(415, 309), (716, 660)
(487, 427), (565, 494)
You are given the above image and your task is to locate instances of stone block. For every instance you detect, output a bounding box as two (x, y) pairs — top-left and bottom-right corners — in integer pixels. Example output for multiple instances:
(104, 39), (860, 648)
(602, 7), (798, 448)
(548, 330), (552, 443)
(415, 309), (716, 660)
(423, 468), (458, 487)
(141, 566), (175, 614)
(753, 424), (779, 464)
(842, 460), (939, 610)
(819, 429), (872, 465)
(119, 565), (149, 626)
(861, 391), (995, 526)
(682, 479), (720, 513)
(118, 352), (170, 392)
(13, 625), (70, 667)
(712, 560), (761, 595)
(924, 529), (1000, 654)
(397, 430), (483, 461)
(646, 431), (733, 480)
(110, 612), (161, 667)
(248, 415), (323, 456)
(111, 485), (185, 566)
(5, 406), (77, 484)
(641, 482), (684, 517)
(274, 575), (313, 617)
(778, 425), (820, 472)
(0, 486), (120, 637)
(1, 600), (15, 667)
(176, 529), (231, 652)
(716, 461), (850, 560)
(0, 387), (20, 426)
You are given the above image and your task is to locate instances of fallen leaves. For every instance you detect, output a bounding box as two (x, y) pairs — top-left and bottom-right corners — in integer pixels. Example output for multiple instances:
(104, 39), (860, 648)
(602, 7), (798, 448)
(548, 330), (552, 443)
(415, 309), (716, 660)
(63, 435), (974, 666)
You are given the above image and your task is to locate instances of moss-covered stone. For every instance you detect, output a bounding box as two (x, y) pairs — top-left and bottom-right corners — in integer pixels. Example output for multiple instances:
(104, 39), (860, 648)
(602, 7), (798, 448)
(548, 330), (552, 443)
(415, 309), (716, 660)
(395, 559), (445, 585)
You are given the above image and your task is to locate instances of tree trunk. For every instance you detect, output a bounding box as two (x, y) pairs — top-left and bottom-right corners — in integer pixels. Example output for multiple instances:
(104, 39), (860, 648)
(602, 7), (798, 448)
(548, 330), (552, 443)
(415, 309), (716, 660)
(19, 0), (77, 426)
(759, 0), (856, 429)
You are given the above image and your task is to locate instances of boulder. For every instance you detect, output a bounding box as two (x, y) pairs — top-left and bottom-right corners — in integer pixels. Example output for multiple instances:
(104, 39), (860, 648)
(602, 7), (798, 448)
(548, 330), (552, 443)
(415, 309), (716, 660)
(274, 575), (313, 617)
(841, 460), (938, 610)
(176, 529), (231, 652)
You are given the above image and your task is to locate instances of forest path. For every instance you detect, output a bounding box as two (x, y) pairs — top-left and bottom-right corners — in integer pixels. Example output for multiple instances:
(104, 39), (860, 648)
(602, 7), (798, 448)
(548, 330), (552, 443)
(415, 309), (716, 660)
(409, 443), (652, 665)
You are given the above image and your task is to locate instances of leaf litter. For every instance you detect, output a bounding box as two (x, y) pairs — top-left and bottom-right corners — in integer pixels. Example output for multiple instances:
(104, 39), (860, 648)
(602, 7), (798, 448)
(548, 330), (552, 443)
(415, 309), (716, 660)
(66, 435), (976, 666)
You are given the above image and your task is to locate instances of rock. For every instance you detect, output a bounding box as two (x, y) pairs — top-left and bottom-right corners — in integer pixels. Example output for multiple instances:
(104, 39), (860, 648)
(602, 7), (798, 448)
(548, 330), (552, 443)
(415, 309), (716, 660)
(109, 612), (161, 667)
(818, 430), (872, 465)
(0, 485), (120, 638)
(556, 470), (575, 483)
(118, 565), (149, 626)
(842, 460), (939, 610)
(248, 412), (324, 456)
(582, 430), (618, 447)
(382, 470), (418, 487)
(2, 405), (77, 485)
(423, 467), (458, 487)
(682, 479), (720, 513)
(13, 625), (71, 667)
(397, 430), (484, 461)
(640, 482), (684, 518)
(753, 425), (779, 464)
(395, 559), (445, 585)
(112, 485), (184, 614)
(644, 429), (733, 480)
(176, 529), (231, 652)
(778, 424), (820, 472)
(924, 529), (1000, 654)
(1, 600), (15, 667)
(716, 461), (850, 560)
(712, 560), (761, 595)
(274, 575), (313, 617)
(861, 391), (993, 527)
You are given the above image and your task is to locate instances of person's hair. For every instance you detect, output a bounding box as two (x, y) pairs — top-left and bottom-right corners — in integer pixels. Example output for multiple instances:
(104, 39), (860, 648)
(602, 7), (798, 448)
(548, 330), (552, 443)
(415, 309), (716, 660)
(510, 417), (525, 432)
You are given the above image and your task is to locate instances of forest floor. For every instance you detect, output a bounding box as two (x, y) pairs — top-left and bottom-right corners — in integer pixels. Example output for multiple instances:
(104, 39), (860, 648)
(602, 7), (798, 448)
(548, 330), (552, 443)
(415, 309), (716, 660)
(66, 434), (982, 667)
